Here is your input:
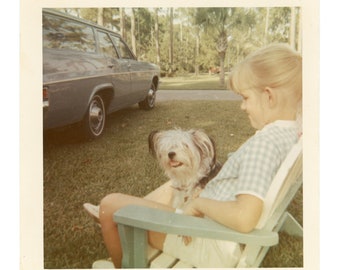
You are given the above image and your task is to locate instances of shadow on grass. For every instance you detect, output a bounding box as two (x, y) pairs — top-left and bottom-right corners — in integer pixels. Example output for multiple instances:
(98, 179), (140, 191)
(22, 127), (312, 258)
(43, 106), (141, 146)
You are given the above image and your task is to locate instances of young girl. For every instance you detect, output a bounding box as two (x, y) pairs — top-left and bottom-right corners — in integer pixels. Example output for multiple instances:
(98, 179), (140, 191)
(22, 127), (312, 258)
(93, 43), (302, 268)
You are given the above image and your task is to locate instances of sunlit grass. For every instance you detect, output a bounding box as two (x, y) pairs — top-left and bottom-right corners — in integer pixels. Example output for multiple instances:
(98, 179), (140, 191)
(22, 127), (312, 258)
(43, 100), (302, 268)
(159, 73), (229, 90)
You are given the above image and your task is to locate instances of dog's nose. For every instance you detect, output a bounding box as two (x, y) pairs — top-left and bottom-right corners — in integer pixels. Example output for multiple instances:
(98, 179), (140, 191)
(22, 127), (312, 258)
(168, 152), (176, 159)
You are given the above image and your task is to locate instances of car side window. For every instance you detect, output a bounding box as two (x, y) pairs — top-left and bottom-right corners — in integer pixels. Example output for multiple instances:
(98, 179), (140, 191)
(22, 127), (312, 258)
(43, 14), (96, 53)
(110, 35), (134, 60)
(97, 31), (119, 59)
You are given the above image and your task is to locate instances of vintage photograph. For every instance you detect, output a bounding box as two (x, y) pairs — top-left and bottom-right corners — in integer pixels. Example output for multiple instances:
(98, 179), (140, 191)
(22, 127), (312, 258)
(20, 1), (319, 269)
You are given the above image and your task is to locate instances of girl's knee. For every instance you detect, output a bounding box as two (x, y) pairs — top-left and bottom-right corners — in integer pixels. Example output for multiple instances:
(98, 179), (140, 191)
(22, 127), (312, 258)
(99, 193), (124, 221)
(100, 193), (123, 206)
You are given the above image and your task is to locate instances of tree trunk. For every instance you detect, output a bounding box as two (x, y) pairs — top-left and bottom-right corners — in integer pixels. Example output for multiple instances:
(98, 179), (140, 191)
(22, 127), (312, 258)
(297, 9), (302, 53)
(169, 8), (174, 74)
(194, 30), (200, 76)
(131, 8), (137, 56)
(264, 8), (270, 45)
(120, 8), (126, 40)
(97, 8), (104, 26)
(216, 34), (228, 87)
(219, 51), (226, 87)
(154, 8), (160, 66)
(290, 7), (296, 49)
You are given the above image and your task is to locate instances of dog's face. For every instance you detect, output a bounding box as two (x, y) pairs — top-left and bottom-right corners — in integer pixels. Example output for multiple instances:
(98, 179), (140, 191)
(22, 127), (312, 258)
(148, 129), (217, 184)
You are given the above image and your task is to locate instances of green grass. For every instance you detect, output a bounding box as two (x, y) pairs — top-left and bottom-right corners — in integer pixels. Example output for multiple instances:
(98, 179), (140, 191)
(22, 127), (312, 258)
(159, 73), (229, 90)
(43, 100), (302, 268)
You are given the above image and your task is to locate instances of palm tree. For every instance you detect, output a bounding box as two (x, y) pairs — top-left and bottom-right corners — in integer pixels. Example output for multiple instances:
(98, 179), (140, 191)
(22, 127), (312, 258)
(194, 8), (259, 86)
(194, 8), (233, 87)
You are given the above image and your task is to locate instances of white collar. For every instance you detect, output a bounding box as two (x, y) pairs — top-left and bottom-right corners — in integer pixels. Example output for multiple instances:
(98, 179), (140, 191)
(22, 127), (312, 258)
(258, 120), (298, 133)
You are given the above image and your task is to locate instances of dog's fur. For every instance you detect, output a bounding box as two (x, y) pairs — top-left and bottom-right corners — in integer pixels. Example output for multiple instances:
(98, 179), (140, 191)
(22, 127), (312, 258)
(148, 129), (221, 209)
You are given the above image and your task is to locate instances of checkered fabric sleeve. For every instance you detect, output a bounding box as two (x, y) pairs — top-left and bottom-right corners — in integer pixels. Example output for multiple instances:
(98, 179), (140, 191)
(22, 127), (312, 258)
(235, 135), (282, 199)
(200, 121), (299, 201)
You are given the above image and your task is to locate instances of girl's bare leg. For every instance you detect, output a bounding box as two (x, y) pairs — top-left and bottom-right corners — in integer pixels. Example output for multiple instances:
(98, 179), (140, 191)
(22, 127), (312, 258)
(143, 180), (173, 204)
(99, 183), (174, 268)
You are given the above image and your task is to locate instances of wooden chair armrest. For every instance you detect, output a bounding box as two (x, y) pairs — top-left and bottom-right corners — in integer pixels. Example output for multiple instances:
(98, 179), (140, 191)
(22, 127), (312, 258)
(114, 205), (278, 247)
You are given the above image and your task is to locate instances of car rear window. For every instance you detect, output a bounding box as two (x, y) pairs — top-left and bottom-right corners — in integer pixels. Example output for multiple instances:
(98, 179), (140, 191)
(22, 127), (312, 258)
(97, 31), (119, 59)
(110, 35), (134, 60)
(43, 13), (96, 53)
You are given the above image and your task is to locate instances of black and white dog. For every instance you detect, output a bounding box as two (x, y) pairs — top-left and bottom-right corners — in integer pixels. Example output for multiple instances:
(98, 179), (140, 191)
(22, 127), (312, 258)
(148, 129), (221, 209)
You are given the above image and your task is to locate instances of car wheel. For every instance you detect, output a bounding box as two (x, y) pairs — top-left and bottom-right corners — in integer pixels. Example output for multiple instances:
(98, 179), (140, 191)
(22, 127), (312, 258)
(139, 83), (156, 110)
(83, 94), (106, 139)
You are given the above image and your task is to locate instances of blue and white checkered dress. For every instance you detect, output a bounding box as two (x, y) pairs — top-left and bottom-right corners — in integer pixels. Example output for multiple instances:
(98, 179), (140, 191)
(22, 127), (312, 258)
(200, 120), (299, 202)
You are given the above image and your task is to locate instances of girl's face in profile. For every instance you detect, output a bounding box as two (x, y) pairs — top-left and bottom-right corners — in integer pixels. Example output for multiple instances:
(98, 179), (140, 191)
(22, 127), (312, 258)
(239, 89), (270, 130)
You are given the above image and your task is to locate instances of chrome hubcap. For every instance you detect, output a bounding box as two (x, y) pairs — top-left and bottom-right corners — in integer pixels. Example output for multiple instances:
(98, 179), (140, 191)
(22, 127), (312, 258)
(147, 88), (155, 106)
(89, 98), (104, 135)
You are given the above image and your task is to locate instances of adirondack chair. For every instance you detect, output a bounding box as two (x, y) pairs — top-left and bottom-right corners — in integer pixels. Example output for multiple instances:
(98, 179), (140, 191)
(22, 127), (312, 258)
(112, 137), (303, 268)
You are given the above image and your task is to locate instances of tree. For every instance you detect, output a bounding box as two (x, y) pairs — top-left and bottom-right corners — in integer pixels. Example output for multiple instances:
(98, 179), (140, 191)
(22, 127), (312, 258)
(154, 8), (161, 66)
(97, 8), (103, 26)
(194, 8), (234, 86)
(297, 9), (302, 52)
(55, 7), (300, 78)
(290, 7), (296, 49)
(120, 8), (126, 40)
(264, 7), (270, 45)
(289, 7), (302, 52)
(169, 8), (174, 74)
(130, 8), (137, 55)
(194, 28), (200, 76)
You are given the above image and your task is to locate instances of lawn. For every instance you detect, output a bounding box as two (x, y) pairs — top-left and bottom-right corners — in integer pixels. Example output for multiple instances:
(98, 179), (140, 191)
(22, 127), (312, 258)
(43, 100), (302, 268)
(159, 73), (229, 90)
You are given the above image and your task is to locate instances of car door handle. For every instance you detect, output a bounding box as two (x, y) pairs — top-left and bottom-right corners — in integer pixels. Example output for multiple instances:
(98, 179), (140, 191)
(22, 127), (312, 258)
(106, 58), (116, 69)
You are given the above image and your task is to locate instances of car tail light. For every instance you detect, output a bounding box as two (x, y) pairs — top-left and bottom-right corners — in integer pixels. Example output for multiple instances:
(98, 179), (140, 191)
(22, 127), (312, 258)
(43, 86), (49, 108)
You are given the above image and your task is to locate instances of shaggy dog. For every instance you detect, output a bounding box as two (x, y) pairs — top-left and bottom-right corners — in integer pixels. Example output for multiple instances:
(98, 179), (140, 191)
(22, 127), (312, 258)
(83, 129), (221, 221)
(148, 129), (221, 209)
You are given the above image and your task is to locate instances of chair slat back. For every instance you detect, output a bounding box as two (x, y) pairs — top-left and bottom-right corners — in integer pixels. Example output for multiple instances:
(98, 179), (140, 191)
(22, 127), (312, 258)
(256, 137), (303, 229)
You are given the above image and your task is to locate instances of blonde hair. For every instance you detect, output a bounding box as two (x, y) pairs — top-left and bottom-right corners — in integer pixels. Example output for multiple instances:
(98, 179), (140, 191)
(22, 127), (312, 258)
(229, 44), (302, 130)
(229, 43), (302, 103)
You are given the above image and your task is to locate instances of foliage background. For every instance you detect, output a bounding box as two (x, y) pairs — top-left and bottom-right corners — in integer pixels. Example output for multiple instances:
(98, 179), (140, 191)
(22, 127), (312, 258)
(55, 7), (301, 80)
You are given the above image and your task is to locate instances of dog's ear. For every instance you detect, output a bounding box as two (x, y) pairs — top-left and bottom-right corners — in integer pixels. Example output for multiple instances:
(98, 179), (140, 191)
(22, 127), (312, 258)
(148, 130), (159, 157)
(208, 135), (218, 164)
(191, 130), (217, 164)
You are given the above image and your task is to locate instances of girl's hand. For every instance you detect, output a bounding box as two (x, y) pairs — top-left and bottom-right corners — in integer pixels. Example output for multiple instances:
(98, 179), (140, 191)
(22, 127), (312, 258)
(179, 199), (203, 245)
(182, 199), (203, 218)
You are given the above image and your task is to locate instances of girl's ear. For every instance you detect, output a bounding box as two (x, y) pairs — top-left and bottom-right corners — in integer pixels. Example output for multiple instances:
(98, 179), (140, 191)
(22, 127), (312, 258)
(263, 87), (277, 108)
